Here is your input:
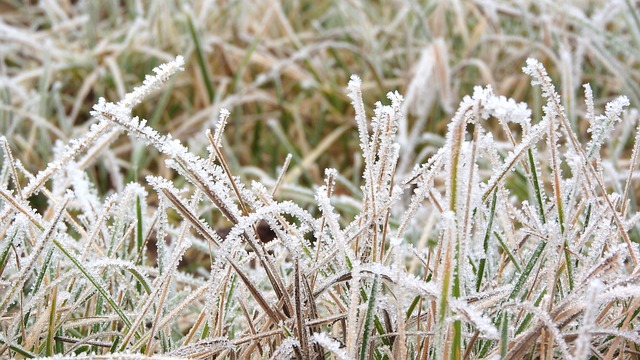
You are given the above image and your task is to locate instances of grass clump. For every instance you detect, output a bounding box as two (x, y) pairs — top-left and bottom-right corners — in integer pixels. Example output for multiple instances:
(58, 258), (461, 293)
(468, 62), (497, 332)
(1, 52), (639, 359)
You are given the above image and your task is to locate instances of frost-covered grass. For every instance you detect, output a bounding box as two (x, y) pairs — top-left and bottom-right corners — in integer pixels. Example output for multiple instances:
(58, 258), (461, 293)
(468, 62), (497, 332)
(2, 1), (640, 359)
(2, 54), (640, 359)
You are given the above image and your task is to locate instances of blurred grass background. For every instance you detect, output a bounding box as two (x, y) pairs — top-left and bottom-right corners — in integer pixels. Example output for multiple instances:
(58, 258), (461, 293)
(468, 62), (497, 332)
(1, 0), (639, 193)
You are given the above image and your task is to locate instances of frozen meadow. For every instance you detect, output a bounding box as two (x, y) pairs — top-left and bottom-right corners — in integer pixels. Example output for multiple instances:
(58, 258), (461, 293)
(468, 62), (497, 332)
(1, 1), (640, 359)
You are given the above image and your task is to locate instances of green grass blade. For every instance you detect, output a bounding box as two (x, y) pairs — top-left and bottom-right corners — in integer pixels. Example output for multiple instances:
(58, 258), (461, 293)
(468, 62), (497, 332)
(0, 230), (17, 278)
(476, 190), (497, 291)
(500, 312), (508, 358)
(527, 149), (546, 224)
(515, 290), (546, 335)
(46, 277), (57, 356)
(373, 316), (391, 347)
(563, 239), (574, 291)
(495, 232), (521, 273)
(452, 259), (462, 359)
(406, 295), (421, 320)
(186, 15), (214, 103)
(135, 195), (143, 262)
(20, 246), (55, 331)
(126, 266), (152, 295)
(508, 240), (546, 300)
(52, 239), (132, 329)
(0, 338), (36, 358)
(109, 336), (121, 353)
(359, 275), (379, 360)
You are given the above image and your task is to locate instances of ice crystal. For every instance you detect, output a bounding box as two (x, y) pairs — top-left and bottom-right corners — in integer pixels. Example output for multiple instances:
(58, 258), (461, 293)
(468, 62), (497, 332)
(119, 56), (185, 110)
(586, 94), (630, 159)
(212, 108), (230, 149)
(313, 333), (352, 360)
(347, 75), (369, 157)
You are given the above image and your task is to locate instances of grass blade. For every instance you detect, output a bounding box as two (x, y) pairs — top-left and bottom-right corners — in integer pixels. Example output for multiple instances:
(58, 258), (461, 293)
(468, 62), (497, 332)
(186, 15), (214, 103)
(500, 311), (508, 358)
(476, 189), (497, 292)
(52, 238), (132, 329)
(508, 240), (546, 300)
(359, 275), (379, 360)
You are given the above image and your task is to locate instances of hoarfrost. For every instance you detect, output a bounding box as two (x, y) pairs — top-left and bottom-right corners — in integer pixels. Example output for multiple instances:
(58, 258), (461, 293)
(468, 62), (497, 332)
(313, 332), (352, 360)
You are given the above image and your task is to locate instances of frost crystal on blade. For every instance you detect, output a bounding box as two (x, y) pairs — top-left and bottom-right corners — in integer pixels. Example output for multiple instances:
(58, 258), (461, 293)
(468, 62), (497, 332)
(119, 56), (185, 110)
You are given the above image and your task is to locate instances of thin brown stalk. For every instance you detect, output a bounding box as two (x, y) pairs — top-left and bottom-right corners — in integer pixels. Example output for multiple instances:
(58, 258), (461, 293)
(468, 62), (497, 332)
(160, 187), (221, 246)
(202, 137), (294, 316)
(238, 297), (265, 358)
(215, 267), (233, 337)
(228, 259), (284, 324)
(145, 275), (172, 356)
(206, 130), (249, 216)
(173, 156), (240, 224)
(461, 117), (479, 240)
(182, 307), (207, 346)
(0, 188), (44, 229)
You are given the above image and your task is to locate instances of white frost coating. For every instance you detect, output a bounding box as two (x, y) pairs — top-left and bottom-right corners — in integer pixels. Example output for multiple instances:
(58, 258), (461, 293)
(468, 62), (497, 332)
(3, 53), (639, 358)
(371, 92), (402, 198)
(543, 221), (562, 301)
(483, 116), (550, 200)
(324, 168), (338, 187)
(147, 175), (223, 248)
(205, 257), (230, 326)
(482, 88), (532, 125)
(313, 332), (353, 360)
(583, 84), (595, 124)
(517, 301), (574, 360)
(360, 263), (439, 298)
(435, 211), (457, 352)
(583, 232), (623, 282)
(119, 55), (185, 110)
(347, 75), (369, 157)
(272, 338), (300, 358)
(396, 146), (446, 239)
(346, 261), (362, 359)
(523, 58), (560, 104)
(0, 190), (71, 313)
(93, 89), (244, 224)
(0, 137), (17, 190)
(599, 283), (640, 301)
(66, 165), (102, 220)
(148, 177), (170, 274)
(212, 108), (230, 148)
(574, 279), (603, 359)
(449, 299), (498, 339)
(19, 122), (114, 201)
(586, 94), (630, 159)
(315, 184), (354, 262)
